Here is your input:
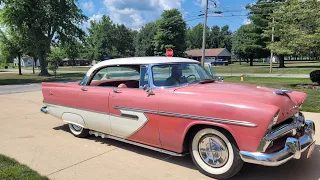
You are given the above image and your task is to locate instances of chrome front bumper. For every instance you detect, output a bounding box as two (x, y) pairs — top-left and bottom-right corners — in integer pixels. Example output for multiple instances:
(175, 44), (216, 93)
(240, 120), (316, 166)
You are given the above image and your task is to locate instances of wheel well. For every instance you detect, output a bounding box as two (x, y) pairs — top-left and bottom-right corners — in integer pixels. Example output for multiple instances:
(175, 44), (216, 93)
(182, 124), (238, 153)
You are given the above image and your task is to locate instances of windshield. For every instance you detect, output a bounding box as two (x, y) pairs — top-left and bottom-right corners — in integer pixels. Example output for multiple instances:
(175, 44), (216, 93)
(152, 63), (213, 87)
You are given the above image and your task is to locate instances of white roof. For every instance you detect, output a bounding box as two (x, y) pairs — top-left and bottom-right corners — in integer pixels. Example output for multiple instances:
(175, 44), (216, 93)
(86, 57), (199, 76)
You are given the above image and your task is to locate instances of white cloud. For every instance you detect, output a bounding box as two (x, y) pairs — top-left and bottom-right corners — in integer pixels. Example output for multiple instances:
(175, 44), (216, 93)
(82, 14), (104, 30)
(103, 0), (183, 29)
(243, 19), (251, 25)
(81, 1), (95, 13)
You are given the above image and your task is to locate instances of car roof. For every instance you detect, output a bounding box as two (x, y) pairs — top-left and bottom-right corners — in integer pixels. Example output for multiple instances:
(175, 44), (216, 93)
(86, 57), (200, 76)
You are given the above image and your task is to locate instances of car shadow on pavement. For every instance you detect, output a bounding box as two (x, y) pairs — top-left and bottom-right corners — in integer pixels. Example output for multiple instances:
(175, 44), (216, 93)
(53, 124), (320, 180)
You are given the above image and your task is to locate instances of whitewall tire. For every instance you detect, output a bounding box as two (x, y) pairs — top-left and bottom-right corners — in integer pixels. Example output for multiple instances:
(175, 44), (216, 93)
(190, 128), (243, 179)
(68, 123), (89, 138)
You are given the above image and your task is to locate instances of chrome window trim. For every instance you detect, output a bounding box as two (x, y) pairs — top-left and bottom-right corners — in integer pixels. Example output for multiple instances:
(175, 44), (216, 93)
(114, 106), (257, 127)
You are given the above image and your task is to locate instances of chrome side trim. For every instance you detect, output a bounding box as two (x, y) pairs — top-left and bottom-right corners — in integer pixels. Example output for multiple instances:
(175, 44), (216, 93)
(113, 106), (158, 115)
(43, 102), (109, 115)
(89, 130), (183, 157)
(114, 106), (257, 127)
(240, 120), (315, 166)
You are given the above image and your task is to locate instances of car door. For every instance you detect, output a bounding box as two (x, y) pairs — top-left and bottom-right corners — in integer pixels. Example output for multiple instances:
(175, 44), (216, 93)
(77, 86), (112, 134)
(108, 65), (162, 148)
(76, 69), (113, 134)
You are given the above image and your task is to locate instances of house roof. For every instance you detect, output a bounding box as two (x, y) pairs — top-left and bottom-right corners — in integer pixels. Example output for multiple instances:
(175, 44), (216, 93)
(86, 57), (199, 76)
(185, 48), (231, 57)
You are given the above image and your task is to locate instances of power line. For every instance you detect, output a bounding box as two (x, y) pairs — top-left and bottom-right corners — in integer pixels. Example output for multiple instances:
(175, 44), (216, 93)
(210, 0), (246, 21)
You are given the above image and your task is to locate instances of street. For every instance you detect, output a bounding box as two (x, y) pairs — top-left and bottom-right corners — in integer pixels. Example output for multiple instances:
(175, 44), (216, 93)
(0, 90), (319, 180)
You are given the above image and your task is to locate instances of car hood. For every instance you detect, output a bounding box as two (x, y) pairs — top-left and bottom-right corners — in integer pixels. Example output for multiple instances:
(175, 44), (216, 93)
(173, 82), (307, 122)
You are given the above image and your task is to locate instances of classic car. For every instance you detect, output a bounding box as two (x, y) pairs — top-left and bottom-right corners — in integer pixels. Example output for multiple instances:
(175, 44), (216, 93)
(41, 57), (316, 179)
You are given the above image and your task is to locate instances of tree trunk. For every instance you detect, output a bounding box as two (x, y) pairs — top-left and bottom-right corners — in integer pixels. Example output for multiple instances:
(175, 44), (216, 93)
(38, 55), (50, 76)
(246, 58), (249, 63)
(18, 55), (22, 75)
(250, 57), (253, 66)
(33, 57), (36, 74)
(279, 55), (285, 68)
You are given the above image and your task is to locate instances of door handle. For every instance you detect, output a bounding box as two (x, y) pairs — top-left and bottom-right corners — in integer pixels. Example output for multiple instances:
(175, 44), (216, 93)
(113, 90), (122, 93)
(81, 87), (88, 92)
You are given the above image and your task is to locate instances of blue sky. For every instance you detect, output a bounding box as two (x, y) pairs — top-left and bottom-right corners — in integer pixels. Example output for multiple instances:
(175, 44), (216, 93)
(78, 0), (256, 32)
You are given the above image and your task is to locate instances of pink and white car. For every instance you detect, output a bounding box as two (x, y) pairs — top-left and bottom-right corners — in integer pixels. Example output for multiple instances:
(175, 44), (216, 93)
(41, 57), (316, 179)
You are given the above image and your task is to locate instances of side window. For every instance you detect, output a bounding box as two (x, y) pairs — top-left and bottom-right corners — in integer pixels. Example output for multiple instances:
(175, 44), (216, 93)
(152, 65), (171, 87)
(89, 66), (141, 88)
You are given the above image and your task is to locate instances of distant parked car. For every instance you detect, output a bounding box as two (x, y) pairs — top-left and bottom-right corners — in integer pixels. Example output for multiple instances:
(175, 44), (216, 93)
(212, 59), (228, 66)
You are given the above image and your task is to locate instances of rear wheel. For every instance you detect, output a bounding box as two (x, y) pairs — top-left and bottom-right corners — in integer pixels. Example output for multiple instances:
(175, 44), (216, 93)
(190, 128), (243, 180)
(68, 123), (89, 138)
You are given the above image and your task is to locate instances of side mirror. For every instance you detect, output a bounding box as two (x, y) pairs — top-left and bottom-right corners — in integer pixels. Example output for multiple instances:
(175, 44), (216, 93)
(143, 84), (155, 96)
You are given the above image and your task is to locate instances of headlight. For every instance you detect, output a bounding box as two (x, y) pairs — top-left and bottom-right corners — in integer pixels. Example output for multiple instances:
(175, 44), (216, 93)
(267, 110), (280, 130)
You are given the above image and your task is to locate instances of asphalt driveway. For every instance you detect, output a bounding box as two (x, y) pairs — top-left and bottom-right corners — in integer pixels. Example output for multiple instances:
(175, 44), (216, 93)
(0, 91), (319, 180)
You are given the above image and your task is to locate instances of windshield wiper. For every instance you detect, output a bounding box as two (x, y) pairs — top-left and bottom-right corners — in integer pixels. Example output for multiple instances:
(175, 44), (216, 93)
(199, 79), (215, 84)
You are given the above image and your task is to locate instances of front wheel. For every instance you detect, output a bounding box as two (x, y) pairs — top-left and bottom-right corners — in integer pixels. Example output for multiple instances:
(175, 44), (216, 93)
(190, 128), (243, 180)
(68, 123), (89, 138)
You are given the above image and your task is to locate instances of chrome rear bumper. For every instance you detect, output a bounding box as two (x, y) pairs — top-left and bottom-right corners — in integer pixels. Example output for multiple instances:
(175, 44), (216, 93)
(41, 106), (48, 114)
(240, 120), (315, 166)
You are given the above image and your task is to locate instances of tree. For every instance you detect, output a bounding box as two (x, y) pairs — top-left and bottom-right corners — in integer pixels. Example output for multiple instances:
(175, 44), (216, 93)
(0, 28), (24, 75)
(232, 24), (265, 66)
(87, 15), (135, 60)
(264, 0), (320, 65)
(135, 22), (157, 56)
(62, 38), (81, 67)
(48, 47), (65, 78)
(208, 25), (220, 49)
(246, 0), (283, 66)
(114, 24), (135, 57)
(154, 9), (186, 56)
(219, 25), (233, 52)
(1, 0), (87, 76)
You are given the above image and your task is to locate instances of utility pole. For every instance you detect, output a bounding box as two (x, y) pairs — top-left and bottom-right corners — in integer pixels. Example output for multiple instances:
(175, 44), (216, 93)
(270, 17), (274, 73)
(201, 0), (209, 67)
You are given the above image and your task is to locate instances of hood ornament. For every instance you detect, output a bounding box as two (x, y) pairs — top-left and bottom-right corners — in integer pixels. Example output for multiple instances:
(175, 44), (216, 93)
(273, 89), (292, 95)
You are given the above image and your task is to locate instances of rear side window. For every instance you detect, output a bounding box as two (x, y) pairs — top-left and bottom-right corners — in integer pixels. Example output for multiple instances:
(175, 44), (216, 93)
(92, 66), (140, 81)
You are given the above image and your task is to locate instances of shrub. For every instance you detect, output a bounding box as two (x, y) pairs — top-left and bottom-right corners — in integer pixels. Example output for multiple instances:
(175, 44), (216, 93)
(310, 70), (320, 84)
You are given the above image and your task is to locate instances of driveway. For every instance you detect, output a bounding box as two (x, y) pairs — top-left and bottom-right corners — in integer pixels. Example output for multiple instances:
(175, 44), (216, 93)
(0, 91), (319, 180)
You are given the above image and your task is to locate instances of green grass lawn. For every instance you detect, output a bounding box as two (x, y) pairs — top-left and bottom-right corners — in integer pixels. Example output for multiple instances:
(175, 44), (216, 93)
(223, 77), (320, 113)
(0, 154), (48, 180)
(214, 61), (320, 74)
(0, 73), (85, 85)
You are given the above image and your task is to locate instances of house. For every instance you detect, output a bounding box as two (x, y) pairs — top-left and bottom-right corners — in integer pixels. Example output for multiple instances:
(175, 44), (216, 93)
(185, 48), (231, 63)
(61, 58), (91, 66)
(13, 56), (40, 67)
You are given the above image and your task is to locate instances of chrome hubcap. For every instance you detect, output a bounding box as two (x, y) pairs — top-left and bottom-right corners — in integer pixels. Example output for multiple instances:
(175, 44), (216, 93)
(71, 124), (82, 132)
(198, 135), (229, 168)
